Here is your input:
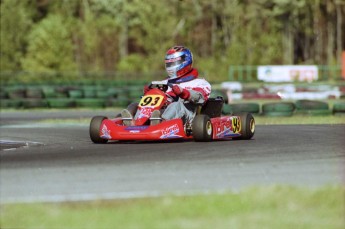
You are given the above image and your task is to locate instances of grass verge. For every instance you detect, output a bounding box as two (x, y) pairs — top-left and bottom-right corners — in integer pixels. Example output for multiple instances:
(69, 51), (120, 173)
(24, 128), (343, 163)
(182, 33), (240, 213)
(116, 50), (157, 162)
(253, 114), (345, 125)
(1, 186), (344, 229)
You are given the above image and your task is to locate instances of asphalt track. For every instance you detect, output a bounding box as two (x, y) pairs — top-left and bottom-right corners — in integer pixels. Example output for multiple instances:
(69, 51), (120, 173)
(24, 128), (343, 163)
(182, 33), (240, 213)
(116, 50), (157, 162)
(0, 110), (344, 203)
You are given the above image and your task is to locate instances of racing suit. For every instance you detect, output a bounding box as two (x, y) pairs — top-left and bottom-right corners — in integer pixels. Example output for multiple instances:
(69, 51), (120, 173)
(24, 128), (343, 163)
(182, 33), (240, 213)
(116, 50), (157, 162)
(155, 68), (211, 123)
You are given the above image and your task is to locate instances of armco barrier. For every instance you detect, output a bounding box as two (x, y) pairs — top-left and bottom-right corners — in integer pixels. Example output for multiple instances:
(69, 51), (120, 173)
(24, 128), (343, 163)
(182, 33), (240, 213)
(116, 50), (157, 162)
(221, 100), (338, 116)
(47, 98), (76, 108)
(262, 102), (295, 117)
(22, 99), (48, 108)
(1, 85), (134, 109)
(222, 103), (260, 115)
(295, 100), (329, 110)
(0, 85), (343, 116)
(333, 102), (345, 114)
(0, 99), (22, 109)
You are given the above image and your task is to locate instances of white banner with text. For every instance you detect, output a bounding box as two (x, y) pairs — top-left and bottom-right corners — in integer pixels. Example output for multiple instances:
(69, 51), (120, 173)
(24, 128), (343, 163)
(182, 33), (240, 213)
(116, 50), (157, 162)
(257, 65), (318, 82)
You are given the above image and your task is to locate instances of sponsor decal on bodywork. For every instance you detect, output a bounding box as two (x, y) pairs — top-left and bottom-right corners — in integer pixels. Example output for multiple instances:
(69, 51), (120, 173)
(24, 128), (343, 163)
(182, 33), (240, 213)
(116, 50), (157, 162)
(214, 117), (241, 138)
(160, 124), (183, 139)
(100, 124), (111, 139)
(124, 126), (149, 131)
(137, 108), (153, 119)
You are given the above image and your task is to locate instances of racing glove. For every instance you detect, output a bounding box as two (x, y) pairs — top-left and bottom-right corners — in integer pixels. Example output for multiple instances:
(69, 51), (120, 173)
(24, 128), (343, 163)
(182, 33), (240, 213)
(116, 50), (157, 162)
(170, 84), (190, 100)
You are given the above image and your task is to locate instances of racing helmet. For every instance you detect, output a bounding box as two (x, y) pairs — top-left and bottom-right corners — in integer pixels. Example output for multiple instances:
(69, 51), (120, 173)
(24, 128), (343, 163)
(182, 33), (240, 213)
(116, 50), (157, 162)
(165, 46), (193, 79)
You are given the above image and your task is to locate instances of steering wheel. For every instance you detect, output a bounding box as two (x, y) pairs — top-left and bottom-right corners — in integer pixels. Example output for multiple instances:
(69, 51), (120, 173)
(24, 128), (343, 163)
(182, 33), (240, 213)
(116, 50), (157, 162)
(149, 83), (169, 92)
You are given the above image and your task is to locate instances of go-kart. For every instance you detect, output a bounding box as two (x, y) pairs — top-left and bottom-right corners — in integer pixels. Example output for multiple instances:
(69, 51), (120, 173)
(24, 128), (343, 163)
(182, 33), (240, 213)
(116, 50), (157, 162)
(89, 82), (255, 143)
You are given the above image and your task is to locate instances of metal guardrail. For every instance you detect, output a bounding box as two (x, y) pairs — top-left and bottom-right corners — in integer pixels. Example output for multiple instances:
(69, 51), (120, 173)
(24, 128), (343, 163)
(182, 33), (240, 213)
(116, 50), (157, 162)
(228, 65), (342, 82)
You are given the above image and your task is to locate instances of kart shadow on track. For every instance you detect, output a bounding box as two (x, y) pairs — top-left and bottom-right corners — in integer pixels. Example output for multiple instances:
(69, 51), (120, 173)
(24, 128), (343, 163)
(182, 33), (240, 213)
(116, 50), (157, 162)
(106, 138), (191, 144)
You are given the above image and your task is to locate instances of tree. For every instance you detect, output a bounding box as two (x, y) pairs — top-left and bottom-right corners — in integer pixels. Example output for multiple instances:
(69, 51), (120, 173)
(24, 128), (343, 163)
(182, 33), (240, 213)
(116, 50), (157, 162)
(0, 0), (34, 71)
(1, 0), (344, 83)
(21, 14), (76, 75)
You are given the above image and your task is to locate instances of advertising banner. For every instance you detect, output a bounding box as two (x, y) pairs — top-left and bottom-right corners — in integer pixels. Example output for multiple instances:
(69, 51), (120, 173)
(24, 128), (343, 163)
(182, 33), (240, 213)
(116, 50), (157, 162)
(257, 65), (318, 82)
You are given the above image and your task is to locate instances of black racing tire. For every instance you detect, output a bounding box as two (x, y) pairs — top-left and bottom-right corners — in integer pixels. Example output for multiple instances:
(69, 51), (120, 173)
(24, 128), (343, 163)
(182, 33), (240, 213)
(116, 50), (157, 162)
(262, 102), (295, 117)
(76, 98), (105, 108)
(263, 111), (293, 117)
(7, 87), (26, 99)
(23, 99), (48, 108)
(333, 102), (345, 114)
(192, 114), (213, 142)
(0, 99), (22, 108)
(83, 89), (96, 98)
(96, 90), (109, 99)
(47, 98), (76, 108)
(42, 86), (57, 98)
(68, 89), (83, 99)
(115, 97), (130, 107)
(222, 103), (260, 114)
(90, 116), (108, 144)
(107, 88), (118, 98)
(26, 87), (43, 99)
(295, 100), (329, 110)
(0, 89), (8, 99)
(232, 112), (255, 140)
(262, 102), (295, 112)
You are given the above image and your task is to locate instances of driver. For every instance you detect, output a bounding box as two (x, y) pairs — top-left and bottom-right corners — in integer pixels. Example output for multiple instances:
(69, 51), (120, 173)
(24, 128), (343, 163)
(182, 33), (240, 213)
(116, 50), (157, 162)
(121, 46), (211, 126)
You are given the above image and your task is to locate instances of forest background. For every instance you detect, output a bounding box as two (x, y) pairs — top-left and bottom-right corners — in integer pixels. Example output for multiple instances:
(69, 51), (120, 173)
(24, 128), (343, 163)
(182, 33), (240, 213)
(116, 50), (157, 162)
(1, 0), (344, 83)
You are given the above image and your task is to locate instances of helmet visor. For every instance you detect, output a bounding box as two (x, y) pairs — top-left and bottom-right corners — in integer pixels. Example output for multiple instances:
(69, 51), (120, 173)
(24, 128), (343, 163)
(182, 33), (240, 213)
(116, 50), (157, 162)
(165, 56), (185, 68)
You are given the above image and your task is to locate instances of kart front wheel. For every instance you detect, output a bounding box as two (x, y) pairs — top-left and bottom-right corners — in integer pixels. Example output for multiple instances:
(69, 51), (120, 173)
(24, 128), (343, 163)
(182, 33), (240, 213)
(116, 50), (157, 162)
(192, 114), (213, 142)
(90, 116), (108, 144)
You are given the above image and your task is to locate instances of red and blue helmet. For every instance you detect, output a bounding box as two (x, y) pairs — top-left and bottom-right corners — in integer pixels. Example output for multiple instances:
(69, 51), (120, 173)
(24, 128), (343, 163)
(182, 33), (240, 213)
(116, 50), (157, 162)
(165, 46), (193, 79)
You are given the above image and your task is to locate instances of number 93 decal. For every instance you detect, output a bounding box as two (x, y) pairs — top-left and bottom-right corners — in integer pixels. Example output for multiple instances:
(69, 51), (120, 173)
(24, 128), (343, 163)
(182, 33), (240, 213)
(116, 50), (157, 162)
(139, 95), (164, 108)
(232, 117), (241, 133)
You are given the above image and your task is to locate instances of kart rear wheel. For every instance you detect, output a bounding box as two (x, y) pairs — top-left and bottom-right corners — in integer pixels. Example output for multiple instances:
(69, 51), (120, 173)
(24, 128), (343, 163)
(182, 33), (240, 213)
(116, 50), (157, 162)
(192, 114), (213, 142)
(232, 113), (255, 140)
(90, 116), (108, 144)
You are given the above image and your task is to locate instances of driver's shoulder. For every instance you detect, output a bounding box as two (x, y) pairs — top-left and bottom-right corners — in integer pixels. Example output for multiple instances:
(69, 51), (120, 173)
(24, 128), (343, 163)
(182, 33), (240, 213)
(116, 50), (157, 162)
(193, 78), (211, 86)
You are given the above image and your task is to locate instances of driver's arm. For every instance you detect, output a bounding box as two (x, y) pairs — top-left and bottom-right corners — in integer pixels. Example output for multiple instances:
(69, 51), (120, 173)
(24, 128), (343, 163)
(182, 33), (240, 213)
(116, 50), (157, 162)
(170, 84), (209, 104)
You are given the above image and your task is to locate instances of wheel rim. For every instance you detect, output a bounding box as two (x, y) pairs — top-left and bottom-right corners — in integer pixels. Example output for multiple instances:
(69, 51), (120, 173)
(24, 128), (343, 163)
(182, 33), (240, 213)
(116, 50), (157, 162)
(206, 121), (212, 136)
(250, 118), (255, 133)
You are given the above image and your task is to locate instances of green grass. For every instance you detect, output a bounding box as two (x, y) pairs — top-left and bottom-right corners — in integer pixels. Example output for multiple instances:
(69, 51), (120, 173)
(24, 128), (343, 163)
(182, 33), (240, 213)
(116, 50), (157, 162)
(253, 114), (345, 125)
(1, 186), (344, 229)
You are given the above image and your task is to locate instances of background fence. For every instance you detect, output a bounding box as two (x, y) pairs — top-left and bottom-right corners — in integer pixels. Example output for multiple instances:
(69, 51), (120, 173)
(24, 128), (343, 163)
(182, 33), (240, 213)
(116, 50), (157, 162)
(1, 65), (344, 109)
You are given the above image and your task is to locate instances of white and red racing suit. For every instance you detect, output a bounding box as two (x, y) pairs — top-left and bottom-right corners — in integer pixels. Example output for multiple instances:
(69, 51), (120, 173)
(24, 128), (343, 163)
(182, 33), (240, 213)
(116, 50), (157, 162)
(160, 68), (211, 123)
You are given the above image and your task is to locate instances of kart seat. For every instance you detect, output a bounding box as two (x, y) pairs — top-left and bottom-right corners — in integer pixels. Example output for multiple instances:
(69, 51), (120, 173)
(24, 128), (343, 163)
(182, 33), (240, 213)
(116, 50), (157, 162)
(200, 96), (224, 118)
